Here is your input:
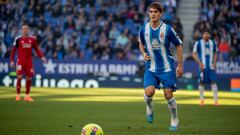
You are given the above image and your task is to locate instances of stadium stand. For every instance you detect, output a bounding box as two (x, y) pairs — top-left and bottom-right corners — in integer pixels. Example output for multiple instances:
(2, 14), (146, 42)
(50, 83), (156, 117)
(0, 0), (182, 60)
(192, 0), (240, 61)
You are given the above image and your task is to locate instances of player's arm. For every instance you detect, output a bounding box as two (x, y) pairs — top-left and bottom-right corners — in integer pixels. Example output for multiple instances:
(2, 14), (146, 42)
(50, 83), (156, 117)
(10, 47), (16, 68)
(192, 41), (204, 71)
(212, 41), (218, 69)
(10, 37), (20, 68)
(138, 26), (150, 61)
(139, 43), (150, 61)
(213, 52), (217, 69)
(176, 45), (183, 78)
(33, 38), (47, 63)
(192, 52), (202, 65)
(192, 52), (204, 71)
(168, 26), (183, 77)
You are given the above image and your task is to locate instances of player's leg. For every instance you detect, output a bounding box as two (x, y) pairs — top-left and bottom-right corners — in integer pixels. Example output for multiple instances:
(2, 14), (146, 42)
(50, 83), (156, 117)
(159, 71), (179, 131)
(211, 82), (219, 105)
(16, 63), (24, 101)
(145, 86), (155, 111)
(143, 71), (158, 123)
(164, 89), (179, 131)
(198, 70), (206, 105)
(210, 70), (219, 105)
(24, 65), (34, 102)
(198, 83), (205, 105)
(144, 86), (155, 123)
(16, 75), (22, 101)
(24, 76), (34, 102)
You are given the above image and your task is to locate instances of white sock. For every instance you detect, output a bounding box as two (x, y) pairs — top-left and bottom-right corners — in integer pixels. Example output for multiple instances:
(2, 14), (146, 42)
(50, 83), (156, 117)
(144, 93), (153, 114)
(199, 85), (205, 100)
(211, 83), (218, 102)
(167, 97), (179, 126)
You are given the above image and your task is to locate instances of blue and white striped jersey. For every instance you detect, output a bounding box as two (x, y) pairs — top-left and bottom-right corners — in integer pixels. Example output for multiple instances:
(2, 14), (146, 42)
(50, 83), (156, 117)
(139, 21), (182, 73)
(193, 39), (218, 70)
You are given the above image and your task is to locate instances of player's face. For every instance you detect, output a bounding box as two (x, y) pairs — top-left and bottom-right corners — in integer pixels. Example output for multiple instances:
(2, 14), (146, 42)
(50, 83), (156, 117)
(149, 8), (162, 23)
(22, 25), (29, 36)
(203, 32), (210, 41)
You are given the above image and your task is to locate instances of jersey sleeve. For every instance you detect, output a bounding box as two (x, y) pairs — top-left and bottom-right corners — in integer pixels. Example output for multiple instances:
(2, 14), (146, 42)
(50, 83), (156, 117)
(13, 37), (20, 47)
(167, 26), (182, 46)
(10, 37), (20, 62)
(193, 41), (198, 53)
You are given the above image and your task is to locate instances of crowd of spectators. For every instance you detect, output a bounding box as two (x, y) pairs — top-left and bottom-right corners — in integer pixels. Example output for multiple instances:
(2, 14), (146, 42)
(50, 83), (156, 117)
(193, 0), (240, 62)
(0, 0), (182, 60)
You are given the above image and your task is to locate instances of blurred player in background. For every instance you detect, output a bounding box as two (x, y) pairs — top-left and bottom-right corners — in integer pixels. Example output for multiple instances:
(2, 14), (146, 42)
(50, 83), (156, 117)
(138, 2), (183, 131)
(192, 30), (219, 106)
(10, 23), (46, 102)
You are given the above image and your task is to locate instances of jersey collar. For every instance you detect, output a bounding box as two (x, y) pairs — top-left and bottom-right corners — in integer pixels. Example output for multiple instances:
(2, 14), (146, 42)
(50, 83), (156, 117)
(150, 21), (163, 30)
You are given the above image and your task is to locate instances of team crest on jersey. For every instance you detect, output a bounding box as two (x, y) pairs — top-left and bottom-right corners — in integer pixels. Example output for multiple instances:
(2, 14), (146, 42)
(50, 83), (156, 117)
(151, 38), (161, 50)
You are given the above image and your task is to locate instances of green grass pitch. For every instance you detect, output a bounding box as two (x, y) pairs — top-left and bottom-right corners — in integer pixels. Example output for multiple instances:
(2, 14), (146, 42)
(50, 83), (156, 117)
(0, 87), (240, 135)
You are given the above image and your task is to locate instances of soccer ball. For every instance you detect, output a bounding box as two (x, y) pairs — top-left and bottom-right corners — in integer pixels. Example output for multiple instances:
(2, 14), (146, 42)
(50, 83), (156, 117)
(81, 123), (104, 135)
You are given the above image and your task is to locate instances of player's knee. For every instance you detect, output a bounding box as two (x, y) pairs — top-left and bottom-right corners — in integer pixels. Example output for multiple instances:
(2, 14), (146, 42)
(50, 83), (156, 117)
(26, 76), (32, 80)
(145, 86), (155, 97)
(145, 90), (155, 97)
(17, 75), (22, 80)
(164, 92), (173, 100)
(211, 82), (216, 85)
(211, 83), (218, 91)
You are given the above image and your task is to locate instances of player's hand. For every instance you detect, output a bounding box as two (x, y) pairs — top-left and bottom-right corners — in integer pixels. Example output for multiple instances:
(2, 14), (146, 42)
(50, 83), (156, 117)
(41, 57), (47, 63)
(176, 65), (183, 78)
(199, 63), (204, 71)
(143, 53), (151, 61)
(213, 63), (216, 69)
(10, 61), (15, 68)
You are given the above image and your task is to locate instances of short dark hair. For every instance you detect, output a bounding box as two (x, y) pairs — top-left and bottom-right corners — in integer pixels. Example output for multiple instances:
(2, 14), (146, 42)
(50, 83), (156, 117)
(21, 22), (28, 27)
(203, 29), (211, 34)
(148, 2), (163, 12)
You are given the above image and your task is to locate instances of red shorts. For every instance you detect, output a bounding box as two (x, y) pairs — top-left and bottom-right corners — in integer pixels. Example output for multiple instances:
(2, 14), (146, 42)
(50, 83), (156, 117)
(16, 62), (34, 77)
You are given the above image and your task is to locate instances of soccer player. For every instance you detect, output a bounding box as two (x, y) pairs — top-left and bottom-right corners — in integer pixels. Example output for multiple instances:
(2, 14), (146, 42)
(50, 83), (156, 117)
(192, 30), (219, 106)
(138, 2), (183, 131)
(10, 23), (46, 102)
